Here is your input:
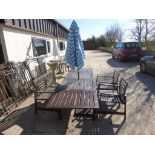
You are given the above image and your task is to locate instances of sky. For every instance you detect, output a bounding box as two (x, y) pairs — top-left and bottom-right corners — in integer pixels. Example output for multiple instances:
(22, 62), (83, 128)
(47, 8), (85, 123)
(58, 19), (133, 41)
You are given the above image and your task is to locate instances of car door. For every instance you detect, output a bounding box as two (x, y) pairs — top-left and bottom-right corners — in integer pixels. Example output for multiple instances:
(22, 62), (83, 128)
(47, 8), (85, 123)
(151, 57), (155, 75)
(146, 56), (155, 75)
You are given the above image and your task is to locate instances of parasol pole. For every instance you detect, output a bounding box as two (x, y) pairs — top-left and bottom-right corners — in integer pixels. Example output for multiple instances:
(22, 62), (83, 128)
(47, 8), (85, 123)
(72, 27), (79, 80)
(78, 69), (79, 80)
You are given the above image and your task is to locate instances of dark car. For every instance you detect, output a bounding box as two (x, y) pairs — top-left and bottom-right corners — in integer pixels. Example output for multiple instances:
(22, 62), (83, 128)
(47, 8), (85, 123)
(112, 42), (143, 61)
(140, 56), (155, 75)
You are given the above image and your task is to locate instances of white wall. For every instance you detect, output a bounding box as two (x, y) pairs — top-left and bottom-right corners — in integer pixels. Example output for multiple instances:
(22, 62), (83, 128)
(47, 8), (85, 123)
(2, 26), (67, 62)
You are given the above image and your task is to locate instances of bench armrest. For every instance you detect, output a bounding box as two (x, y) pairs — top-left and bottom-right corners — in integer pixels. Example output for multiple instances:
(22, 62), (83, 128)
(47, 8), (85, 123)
(34, 90), (56, 93)
(97, 75), (112, 78)
(34, 90), (56, 99)
(98, 82), (119, 88)
(98, 82), (118, 85)
(96, 75), (113, 83)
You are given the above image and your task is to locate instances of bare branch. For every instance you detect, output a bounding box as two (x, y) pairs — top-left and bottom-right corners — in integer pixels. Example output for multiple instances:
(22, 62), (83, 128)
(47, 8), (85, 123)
(129, 19), (155, 45)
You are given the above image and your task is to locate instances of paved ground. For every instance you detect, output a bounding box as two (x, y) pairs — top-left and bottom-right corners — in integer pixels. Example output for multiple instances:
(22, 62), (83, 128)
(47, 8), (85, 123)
(0, 50), (155, 135)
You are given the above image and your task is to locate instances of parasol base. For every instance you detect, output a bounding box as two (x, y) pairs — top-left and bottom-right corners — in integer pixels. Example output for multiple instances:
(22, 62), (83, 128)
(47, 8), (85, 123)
(47, 61), (58, 84)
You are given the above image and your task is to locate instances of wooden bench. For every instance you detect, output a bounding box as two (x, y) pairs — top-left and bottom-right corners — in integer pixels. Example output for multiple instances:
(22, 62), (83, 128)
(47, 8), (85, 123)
(33, 71), (62, 118)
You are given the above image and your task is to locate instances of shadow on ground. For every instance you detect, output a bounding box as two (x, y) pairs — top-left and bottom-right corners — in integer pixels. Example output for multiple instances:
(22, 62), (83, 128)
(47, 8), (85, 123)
(0, 104), (71, 135)
(0, 103), (125, 135)
(107, 58), (139, 68)
(135, 72), (155, 94)
(71, 115), (125, 135)
(70, 105), (125, 135)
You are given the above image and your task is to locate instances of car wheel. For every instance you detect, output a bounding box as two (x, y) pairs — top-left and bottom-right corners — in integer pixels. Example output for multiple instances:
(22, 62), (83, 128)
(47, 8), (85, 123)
(118, 55), (123, 62)
(140, 63), (146, 73)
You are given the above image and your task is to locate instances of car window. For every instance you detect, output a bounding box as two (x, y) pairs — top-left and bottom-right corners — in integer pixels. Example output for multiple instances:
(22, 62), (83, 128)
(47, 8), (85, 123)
(116, 43), (120, 48)
(119, 43), (122, 48)
(117, 43), (125, 48)
(133, 42), (141, 48)
(120, 43), (125, 48)
(125, 42), (141, 48)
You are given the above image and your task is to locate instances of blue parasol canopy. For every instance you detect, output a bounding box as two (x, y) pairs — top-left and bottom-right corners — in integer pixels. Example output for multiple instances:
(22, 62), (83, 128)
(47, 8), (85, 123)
(65, 20), (85, 71)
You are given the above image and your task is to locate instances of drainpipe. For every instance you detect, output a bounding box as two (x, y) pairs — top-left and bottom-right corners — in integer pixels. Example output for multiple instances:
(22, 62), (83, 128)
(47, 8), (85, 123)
(0, 24), (9, 63)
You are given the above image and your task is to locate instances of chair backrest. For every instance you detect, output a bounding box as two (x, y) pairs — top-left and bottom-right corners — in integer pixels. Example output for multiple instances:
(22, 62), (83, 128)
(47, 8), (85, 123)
(113, 70), (120, 84)
(118, 77), (128, 96)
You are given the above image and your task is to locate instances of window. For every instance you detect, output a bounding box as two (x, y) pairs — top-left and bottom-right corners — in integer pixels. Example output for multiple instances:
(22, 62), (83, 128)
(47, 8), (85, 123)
(59, 41), (65, 51)
(32, 37), (51, 57)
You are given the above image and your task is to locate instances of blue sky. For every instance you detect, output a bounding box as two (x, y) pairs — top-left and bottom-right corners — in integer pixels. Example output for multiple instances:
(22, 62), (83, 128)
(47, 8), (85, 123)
(58, 19), (132, 40)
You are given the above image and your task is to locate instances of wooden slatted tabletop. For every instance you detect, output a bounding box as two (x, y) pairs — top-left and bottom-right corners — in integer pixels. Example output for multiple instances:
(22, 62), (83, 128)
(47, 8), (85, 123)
(59, 78), (96, 91)
(65, 68), (93, 79)
(44, 68), (99, 119)
(46, 89), (99, 109)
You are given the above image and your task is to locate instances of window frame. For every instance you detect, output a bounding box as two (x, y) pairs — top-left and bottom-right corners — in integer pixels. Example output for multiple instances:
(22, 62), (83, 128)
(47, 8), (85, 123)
(46, 40), (51, 53)
(32, 37), (51, 58)
(59, 41), (65, 51)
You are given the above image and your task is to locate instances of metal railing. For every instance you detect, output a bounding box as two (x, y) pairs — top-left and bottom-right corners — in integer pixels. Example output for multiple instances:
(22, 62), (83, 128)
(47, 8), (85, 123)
(0, 58), (69, 116)
(0, 62), (34, 115)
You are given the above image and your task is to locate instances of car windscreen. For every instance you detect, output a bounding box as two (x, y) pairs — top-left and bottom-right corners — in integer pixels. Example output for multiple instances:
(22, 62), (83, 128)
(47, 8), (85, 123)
(125, 42), (141, 48)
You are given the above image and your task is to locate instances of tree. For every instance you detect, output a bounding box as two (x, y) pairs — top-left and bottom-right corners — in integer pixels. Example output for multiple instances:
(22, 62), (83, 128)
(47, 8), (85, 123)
(130, 19), (155, 47)
(86, 35), (107, 49)
(86, 23), (124, 48)
(95, 35), (107, 47)
(130, 19), (144, 44)
(86, 35), (97, 49)
(105, 24), (124, 47)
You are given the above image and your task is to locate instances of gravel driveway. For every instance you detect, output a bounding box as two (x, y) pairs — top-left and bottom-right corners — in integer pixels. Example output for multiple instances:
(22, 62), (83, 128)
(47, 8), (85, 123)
(84, 50), (155, 134)
(1, 50), (155, 135)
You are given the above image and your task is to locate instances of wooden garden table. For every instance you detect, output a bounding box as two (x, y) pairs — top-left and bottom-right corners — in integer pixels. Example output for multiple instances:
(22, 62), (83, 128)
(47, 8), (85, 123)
(45, 68), (99, 119)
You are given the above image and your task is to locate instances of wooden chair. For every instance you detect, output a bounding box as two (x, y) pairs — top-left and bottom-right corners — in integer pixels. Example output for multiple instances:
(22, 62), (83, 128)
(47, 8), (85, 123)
(97, 77), (128, 120)
(97, 70), (120, 93)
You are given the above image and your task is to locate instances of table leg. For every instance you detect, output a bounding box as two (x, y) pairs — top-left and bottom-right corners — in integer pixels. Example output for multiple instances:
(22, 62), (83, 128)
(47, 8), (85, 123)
(59, 109), (62, 120)
(93, 109), (97, 120)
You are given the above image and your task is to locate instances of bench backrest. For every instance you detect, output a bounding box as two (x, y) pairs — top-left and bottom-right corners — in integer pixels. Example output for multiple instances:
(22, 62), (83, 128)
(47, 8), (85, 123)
(118, 77), (128, 96)
(113, 70), (120, 84)
(33, 71), (53, 91)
